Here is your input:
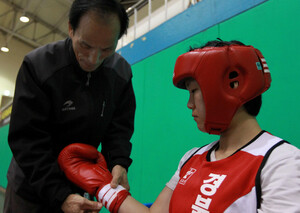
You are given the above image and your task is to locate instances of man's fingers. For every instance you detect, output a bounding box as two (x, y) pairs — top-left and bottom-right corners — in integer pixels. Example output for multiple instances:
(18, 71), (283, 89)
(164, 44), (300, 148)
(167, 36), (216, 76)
(110, 165), (130, 190)
(81, 199), (102, 211)
(61, 194), (102, 213)
(110, 174), (120, 188)
(110, 165), (123, 188)
(121, 173), (130, 191)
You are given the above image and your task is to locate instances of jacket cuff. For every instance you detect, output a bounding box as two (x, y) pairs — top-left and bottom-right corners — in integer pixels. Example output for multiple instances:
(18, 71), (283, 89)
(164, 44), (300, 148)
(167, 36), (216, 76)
(110, 157), (132, 172)
(49, 187), (72, 210)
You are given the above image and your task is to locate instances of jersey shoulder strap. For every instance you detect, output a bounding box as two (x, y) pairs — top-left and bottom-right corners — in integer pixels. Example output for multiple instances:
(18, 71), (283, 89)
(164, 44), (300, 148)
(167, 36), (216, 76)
(180, 141), (218, 170)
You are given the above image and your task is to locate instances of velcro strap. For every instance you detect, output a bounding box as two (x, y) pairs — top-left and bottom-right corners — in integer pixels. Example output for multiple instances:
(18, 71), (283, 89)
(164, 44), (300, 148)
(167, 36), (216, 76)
(97, 184), (126, 210)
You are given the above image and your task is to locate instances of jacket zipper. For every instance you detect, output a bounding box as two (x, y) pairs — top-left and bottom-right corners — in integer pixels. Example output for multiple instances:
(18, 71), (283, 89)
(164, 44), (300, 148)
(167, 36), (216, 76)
(101, 101), (106, 117)
(86, 72), (91, 86)
(85, 72), (105, 118)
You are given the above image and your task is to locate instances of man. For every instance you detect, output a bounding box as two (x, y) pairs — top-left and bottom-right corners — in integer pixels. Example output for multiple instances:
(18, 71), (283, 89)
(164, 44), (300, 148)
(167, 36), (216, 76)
(4, 0), (135, 212)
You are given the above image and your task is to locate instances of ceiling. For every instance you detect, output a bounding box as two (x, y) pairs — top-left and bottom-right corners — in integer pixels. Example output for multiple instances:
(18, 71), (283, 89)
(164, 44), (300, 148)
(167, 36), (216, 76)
(0, 0), (142, 49)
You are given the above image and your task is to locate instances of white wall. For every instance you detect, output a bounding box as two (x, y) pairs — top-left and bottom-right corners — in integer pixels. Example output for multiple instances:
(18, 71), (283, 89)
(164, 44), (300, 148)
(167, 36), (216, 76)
(0, 33), (33, 106)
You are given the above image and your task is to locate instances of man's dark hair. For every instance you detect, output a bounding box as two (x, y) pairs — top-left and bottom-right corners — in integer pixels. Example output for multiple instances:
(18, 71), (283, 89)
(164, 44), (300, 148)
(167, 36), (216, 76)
(191, 39), (262, 117)
(69, 0), (129, 38)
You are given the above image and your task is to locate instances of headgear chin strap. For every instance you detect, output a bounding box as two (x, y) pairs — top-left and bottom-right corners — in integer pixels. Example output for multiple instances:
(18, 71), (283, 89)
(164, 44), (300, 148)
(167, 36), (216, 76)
(173, 45), (271, 135)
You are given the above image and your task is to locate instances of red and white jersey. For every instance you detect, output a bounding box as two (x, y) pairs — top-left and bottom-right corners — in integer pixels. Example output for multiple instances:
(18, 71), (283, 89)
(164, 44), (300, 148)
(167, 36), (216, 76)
(168, 131), (287, 213)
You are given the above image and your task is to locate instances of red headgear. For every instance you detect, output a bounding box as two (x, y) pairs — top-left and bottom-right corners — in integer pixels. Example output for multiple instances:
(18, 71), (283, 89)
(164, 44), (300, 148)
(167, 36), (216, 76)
(173, 45), (271, 135)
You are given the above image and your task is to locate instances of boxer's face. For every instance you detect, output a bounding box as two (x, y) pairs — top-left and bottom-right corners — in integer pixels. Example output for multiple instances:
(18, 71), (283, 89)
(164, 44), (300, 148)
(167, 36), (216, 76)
(185, 79), (206, 132)
(69, 11), (120, 72)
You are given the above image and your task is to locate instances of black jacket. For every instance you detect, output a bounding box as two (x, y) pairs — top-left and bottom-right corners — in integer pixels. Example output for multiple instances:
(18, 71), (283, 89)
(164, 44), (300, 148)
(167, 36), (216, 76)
(7, 38), (136, 210)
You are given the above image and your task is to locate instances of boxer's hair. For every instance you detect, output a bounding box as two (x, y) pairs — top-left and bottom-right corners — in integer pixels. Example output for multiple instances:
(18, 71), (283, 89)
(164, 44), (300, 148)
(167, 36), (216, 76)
(69, 0), (129, 38)
(192, 40), (262, 117)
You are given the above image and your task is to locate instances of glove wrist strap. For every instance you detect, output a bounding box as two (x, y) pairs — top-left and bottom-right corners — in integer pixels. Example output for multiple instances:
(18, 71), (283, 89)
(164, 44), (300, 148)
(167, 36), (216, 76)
(97, 184), (126, 211)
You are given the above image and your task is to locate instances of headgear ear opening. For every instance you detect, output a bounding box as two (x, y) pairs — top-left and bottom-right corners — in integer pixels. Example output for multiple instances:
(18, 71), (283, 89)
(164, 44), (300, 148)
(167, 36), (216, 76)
(173, 44), (271, 135)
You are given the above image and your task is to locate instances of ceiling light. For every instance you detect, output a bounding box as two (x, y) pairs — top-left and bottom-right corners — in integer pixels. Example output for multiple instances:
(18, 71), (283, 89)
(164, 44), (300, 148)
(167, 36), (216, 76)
(3, 90), (11, 96)
(20, 15), (30, 23)
(1, 46), (9, 52)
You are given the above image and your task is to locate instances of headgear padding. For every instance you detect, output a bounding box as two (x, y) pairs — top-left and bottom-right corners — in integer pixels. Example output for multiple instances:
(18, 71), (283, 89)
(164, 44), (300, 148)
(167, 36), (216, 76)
(173, 45), (271, 135)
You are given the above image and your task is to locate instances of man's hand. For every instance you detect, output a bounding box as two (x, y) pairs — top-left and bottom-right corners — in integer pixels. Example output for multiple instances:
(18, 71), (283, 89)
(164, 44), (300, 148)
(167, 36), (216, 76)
(61, 194), (102, 213)
(111, 165), (130, 191)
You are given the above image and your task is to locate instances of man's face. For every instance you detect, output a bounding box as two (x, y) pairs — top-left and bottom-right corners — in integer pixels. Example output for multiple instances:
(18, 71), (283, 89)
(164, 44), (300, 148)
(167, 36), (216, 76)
(69, 11), (120, 72)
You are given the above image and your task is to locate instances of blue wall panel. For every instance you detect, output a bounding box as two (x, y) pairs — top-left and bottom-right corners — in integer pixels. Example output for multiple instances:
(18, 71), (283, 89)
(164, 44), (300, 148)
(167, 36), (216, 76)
(118, 0), (268, 65)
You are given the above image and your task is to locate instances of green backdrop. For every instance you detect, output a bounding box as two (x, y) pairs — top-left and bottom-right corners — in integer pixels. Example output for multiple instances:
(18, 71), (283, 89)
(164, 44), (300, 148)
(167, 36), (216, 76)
(128, 0), (300, 205)
(0, 0), (299, 211)
(0, 125), (11, 188)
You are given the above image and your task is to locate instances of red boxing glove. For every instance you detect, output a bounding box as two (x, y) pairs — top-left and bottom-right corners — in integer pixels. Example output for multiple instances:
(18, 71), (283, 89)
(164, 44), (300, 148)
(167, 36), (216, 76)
(58, 143), (129, 213)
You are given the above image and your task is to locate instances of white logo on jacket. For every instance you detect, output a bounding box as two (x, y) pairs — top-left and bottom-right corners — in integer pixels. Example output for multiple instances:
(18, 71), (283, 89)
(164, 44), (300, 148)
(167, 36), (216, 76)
(62, 100), (76, 111)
